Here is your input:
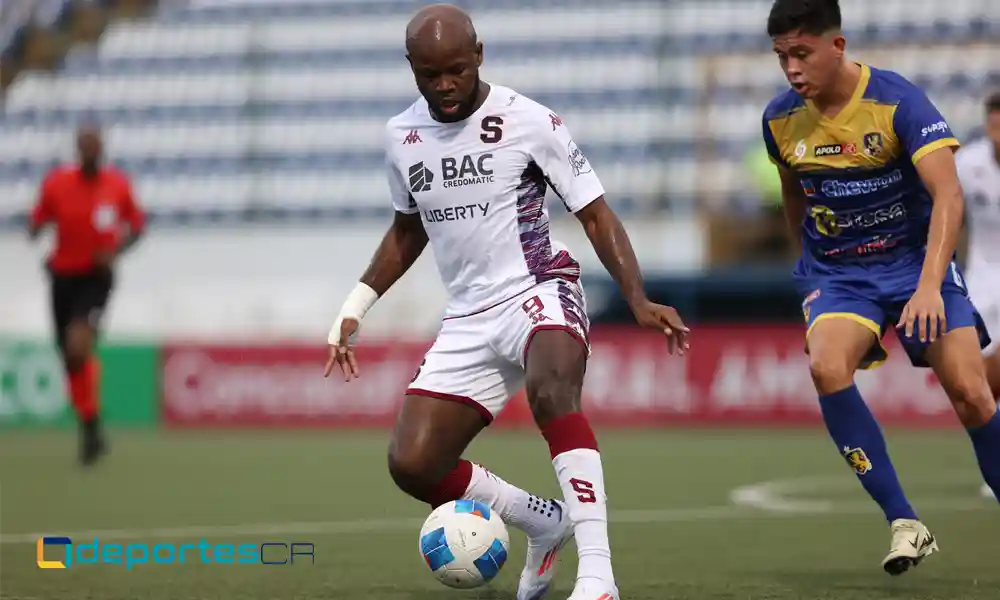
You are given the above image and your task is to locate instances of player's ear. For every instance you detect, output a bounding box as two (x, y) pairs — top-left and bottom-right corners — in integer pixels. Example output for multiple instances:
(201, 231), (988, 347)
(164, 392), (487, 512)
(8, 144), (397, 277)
(831, 33), (846, 57)
(475, 42), (483, 67)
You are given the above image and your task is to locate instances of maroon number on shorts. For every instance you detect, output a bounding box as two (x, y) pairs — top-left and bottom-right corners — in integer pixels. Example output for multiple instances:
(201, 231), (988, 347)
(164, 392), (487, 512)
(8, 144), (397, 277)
(570, 478), (597, 503)
(480, 116), (504, 144)
(521, 295), (550, 325)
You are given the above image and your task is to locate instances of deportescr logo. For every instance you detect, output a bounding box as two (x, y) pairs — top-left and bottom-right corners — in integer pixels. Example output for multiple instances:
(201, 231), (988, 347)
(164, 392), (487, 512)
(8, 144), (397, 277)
(408, 162), (434, 193)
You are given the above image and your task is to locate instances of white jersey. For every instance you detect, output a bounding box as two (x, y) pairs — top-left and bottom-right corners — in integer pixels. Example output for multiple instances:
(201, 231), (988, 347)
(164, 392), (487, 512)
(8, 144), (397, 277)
(957, 137), (1000, 265)
(956, 137), (1000, 355)
(384, 83), (605, 318)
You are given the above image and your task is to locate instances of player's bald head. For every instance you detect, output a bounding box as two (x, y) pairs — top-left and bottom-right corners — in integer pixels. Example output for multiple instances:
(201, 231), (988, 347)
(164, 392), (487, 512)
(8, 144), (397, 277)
(404, 3), (485, 122)
(405, 4), (477, 55)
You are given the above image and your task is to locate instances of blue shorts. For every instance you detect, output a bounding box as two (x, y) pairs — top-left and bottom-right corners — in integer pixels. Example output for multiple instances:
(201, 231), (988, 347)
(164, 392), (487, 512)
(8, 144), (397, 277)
(797, 261), (992, 369)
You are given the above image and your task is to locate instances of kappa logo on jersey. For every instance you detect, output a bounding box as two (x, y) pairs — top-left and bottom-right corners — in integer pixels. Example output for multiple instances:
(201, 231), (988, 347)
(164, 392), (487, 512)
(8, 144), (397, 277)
(408, 162), (434, 193)
(403, 130), (422, 145)
(814, 142), (856, 157)
(567, 141), (591, 177)
(442, 154), (495, 188)
(549, 113), (563, 130)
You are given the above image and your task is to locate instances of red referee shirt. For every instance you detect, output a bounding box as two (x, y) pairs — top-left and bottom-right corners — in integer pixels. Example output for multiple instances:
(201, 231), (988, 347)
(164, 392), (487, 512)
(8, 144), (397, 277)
(29, 165), (145, 275)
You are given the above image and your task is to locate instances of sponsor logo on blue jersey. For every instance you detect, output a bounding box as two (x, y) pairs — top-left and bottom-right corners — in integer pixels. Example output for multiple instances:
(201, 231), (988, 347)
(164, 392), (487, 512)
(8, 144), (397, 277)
(820, 169), (903, 198)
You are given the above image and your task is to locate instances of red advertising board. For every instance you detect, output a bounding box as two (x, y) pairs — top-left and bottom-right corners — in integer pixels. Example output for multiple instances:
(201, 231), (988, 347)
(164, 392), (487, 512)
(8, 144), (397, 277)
(161, 325), (959, 429)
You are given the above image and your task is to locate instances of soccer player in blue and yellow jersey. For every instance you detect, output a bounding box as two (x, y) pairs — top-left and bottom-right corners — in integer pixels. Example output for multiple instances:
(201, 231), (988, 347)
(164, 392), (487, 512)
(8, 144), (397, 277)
(762, 0), (999, 576)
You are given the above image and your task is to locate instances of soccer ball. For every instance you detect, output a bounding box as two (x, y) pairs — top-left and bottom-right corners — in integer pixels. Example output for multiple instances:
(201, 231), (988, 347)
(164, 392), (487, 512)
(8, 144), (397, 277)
(418, 499), (510, 588)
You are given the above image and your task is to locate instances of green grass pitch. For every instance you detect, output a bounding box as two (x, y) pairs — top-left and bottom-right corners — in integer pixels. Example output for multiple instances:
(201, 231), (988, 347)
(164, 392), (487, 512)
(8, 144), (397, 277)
(1, 428), (997, 599)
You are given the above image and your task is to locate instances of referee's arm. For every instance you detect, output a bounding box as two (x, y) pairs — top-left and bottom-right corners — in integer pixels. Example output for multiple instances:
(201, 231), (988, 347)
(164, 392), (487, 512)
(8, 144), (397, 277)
(118, 177), (146, 254)
(27, 172), (56, 240)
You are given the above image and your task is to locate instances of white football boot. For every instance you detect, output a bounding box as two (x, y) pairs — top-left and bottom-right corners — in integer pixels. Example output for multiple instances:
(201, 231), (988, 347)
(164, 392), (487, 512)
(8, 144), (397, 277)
(981, 483), (996, 499)
(516, 499), (574, 600)
(881, 518), (938, 576)
(565, 581), (620, 600)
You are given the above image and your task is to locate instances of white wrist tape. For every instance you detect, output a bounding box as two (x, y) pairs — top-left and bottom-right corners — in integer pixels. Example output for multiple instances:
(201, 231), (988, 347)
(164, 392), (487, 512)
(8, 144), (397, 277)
(327, 282), (379, 345)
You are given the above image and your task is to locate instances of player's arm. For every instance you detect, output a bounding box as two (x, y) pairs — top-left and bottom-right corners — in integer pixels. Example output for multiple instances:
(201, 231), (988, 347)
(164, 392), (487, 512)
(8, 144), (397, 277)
(894, 91), (963, 289)
(27, 172), (56, 240)
(574, 198), (646, 309)
(530, 110), (688, 350)
(358, 209), (428, 297)
(776, 164), (807, 253)
(760, 115), (805, 251)
(118, 177), (146, 254)
(324, 143), (429, 379)
(953, 151), (973, 270)
(324, 209), (427, 379)
(914, 147), (964, 288)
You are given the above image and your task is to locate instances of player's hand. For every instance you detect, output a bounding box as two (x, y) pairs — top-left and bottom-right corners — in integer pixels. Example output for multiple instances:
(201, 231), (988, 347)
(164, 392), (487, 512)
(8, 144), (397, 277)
(324, 318), (361, 381)
(897, 285), (946, 343)
(631, 300), (690, 355)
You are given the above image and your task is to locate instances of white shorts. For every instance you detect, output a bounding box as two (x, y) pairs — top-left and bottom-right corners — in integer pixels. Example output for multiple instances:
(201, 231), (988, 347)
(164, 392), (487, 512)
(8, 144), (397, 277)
(967, 256), (1000, 356)
(406, 278), (590, 423)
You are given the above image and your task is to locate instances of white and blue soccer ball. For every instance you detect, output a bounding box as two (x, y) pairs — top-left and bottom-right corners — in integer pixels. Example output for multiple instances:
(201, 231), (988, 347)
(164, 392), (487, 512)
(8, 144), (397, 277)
(419, 499), (510, 589)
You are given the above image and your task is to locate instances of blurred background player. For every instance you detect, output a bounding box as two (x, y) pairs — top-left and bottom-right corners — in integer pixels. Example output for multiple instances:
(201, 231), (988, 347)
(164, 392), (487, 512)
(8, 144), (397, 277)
(325, 5), (687, 600)
(27, 123), (145, 465)
(956, 92), (1000, 498)
(763, 0), (998, 575)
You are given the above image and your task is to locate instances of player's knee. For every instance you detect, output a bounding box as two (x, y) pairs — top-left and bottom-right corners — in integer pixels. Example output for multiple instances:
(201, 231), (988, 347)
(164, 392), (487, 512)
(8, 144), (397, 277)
(387, 442), (446, 498)
(985, 354), (1000, 401)
(63, 322), (94, 371)
(526, 369), (583, 427)
(946, 374), (995, 428)
(808, 354), (855, 395)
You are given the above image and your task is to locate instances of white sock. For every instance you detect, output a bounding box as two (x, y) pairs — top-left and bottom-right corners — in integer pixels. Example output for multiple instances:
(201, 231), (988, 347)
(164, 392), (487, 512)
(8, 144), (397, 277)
(553, 448), (615, 584)
(462, 462), (562, 539)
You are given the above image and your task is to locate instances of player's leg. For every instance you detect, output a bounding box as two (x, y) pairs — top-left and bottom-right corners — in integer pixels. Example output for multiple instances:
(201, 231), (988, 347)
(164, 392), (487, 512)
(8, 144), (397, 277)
(803, 288), (929, 575)
(982, 346), (1000, 498)
(987, 349), (1000, 402)
(504, 281), (616, 600)
(50, 273), (106, 465)
(390, 317), (568, 575)
(918, 288), (1000, 503)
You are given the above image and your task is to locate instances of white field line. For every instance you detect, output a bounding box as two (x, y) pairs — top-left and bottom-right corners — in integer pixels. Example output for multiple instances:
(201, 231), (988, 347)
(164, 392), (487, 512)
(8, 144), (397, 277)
(3, 476), (992, 545)
(729, 474), (991, 514)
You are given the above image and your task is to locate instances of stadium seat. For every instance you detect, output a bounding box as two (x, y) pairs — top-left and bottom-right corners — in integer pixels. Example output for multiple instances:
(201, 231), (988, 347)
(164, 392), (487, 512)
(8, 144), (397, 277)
(0, 0), (997, 226)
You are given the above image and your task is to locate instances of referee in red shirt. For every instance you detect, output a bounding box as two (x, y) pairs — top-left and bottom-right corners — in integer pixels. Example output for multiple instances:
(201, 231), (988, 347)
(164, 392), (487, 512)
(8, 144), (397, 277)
(28, 123), (145, 465)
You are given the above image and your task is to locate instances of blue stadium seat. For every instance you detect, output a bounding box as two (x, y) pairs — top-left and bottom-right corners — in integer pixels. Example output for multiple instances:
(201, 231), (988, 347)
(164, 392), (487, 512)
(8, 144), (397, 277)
(0, 0), (997, 227)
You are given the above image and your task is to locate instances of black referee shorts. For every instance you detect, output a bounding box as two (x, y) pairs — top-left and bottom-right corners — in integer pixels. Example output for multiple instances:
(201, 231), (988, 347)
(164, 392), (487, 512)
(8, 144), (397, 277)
(49, 269), (114, 351)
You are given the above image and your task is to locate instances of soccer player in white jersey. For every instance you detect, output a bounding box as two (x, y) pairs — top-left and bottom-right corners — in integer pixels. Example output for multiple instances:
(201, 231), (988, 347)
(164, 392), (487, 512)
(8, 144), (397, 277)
(957, 93), (1000, 498)
(323, 4), (689, 600)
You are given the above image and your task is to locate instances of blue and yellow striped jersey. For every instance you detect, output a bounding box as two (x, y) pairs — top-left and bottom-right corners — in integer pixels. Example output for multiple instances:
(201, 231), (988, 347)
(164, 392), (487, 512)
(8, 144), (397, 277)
(762, 63), (960, 276)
